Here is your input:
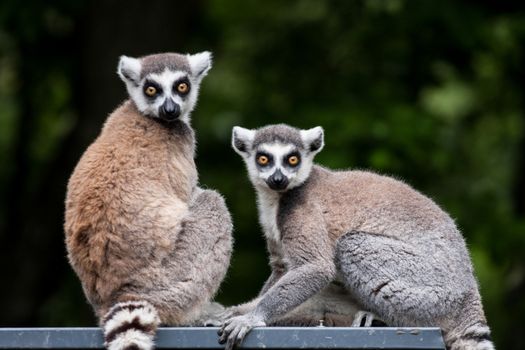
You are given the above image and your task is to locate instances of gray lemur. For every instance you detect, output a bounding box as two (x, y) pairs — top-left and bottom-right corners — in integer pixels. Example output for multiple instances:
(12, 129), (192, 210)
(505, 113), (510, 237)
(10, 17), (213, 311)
(65, 52), (232, 350)
(221, 124), (494, 350)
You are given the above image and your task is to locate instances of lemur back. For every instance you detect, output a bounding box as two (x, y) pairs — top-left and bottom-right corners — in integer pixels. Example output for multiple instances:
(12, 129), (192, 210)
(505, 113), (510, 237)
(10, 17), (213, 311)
(65, 52), (232, 350)
(221, 124), (494, 350)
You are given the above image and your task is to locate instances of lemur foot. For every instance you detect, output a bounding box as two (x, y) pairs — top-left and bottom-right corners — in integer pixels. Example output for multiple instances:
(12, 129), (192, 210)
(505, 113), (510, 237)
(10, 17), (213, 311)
(351, 310), (377, 327)
(218, 313), (265, 350)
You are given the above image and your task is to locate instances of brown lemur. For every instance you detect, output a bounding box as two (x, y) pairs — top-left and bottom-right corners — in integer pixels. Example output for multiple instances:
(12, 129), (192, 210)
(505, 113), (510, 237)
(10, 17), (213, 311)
(65, 52), (233, 350)
(220, 124), (494, 350)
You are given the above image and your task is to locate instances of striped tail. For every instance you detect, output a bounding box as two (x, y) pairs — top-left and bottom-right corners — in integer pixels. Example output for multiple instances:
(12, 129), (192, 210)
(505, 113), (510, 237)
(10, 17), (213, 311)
(102, 301), (160, 350)
(447, 323), (495, 350)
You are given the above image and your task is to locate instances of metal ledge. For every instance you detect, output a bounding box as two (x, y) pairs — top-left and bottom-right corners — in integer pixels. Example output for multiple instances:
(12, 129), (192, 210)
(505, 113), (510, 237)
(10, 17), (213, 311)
(0, 327), (445, 349)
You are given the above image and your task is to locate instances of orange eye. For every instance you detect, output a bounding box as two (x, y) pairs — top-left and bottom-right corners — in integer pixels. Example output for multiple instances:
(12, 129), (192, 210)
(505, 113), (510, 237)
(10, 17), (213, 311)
(177, 82), (189, 93)
(257, 155), (269, 165)
(288, 155), (299, 166)
(145, 86), (157, 96)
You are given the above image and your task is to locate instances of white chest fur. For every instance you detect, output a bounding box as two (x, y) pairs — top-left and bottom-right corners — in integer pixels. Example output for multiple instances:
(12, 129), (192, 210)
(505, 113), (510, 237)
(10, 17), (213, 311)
(257, 190), (282, 242)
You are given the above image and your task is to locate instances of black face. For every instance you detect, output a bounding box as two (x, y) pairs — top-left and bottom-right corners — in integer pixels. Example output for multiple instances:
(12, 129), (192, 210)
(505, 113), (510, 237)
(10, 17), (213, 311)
(267, 169), (289, 190)
(159, 99), (180, 121)
(142, 77), (193, 122)
(254, 150), (301, 191)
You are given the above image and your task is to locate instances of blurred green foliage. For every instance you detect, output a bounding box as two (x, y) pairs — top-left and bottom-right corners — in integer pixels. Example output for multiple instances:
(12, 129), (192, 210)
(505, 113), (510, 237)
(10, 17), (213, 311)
(0, 1), (524, 349)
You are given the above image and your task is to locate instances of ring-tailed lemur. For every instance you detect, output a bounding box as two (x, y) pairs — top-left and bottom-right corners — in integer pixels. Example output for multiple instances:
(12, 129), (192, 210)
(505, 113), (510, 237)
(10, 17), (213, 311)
(65, 52), (233, 350)
(220, 124), (494, 350)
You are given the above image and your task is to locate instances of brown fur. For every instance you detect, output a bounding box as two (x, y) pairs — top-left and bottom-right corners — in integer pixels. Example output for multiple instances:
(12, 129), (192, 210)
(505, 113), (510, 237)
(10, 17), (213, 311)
(65, 100), (232, 324)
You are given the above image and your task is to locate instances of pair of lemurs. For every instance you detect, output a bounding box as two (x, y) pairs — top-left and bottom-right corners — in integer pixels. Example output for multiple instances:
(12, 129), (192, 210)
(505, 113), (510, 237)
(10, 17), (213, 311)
(65, 52), (494, 350)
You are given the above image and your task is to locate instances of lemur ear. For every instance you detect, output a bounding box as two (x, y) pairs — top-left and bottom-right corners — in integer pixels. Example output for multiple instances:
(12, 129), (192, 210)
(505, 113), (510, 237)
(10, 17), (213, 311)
(118, 55), (142, 86)
(187, 51), (212, 79)
(232, 126), (255, 156)
(300, 126), (324, 154)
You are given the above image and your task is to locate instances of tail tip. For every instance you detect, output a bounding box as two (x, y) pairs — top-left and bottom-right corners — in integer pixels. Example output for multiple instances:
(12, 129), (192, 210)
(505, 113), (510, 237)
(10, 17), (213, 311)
(105, 329), (155, 350)
(103, 300), (159, 350)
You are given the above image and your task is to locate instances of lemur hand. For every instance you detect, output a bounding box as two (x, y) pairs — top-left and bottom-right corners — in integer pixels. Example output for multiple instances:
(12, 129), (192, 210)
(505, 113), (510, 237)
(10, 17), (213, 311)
(218, 313), (266, 350)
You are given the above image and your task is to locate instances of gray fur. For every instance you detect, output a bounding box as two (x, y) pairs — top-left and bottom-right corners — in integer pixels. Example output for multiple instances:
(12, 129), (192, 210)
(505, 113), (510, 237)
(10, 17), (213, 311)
(270, 283), (363, 327)
(222, 124), (494, 350)
(140, 53), (191, 78)
(252, 124), (303, 149)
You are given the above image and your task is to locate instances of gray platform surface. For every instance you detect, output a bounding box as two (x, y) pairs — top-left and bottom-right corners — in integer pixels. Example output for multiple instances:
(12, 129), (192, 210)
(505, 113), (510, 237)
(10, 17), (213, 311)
(0, 327), (446, 349)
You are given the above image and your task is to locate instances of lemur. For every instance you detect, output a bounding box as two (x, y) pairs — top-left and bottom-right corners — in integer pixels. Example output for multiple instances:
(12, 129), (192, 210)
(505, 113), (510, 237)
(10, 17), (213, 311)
(221, 124), (494, 350)
(65, 52), (233, 350)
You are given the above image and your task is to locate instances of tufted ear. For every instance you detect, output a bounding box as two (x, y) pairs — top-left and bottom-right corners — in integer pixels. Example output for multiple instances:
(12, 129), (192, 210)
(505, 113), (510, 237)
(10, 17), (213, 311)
(232, 126), (255, 156)
(300, 126), (324, 154)
(117, 55), (142, 86)
(187, 51), (212, 79)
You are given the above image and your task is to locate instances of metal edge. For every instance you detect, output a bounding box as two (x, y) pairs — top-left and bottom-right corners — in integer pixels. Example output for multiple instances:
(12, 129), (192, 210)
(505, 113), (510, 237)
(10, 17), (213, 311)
(0, 327), (445, 349)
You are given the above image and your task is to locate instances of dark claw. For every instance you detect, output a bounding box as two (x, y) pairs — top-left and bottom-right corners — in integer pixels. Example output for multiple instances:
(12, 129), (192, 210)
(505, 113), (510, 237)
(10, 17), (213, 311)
(226, 337), (236, 350)
(217, 329), (223, 336)
(218, 330), (230, 345)
(235, 334), (244, 347)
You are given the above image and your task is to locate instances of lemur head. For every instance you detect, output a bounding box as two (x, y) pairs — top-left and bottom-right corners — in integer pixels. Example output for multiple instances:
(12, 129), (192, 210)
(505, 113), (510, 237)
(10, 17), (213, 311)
(232, 124), (324, 192)
(117, 51), (212, 124)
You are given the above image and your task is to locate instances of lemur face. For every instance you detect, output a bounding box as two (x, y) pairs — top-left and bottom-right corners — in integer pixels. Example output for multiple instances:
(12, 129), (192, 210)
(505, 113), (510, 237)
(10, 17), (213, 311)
(232, 124), (324, 192)
(117, 52), (212, 124)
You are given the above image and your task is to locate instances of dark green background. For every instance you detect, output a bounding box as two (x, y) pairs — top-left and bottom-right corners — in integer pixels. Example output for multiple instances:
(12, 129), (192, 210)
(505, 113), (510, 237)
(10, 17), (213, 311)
(0, 1), (524, 349)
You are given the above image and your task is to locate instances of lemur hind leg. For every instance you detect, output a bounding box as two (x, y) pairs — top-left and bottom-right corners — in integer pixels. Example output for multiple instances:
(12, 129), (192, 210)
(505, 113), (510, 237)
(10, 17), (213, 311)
(335, 231), (493, 350)
(161, 188), (233, 324)
(335, 231), (464, 327)
(110, 189), (232, 328)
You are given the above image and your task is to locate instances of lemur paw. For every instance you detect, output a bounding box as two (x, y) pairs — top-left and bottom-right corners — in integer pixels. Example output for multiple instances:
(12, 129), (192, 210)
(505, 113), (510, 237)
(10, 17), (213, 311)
(351, 310), (377, 327)
(218, 313), (265, 350)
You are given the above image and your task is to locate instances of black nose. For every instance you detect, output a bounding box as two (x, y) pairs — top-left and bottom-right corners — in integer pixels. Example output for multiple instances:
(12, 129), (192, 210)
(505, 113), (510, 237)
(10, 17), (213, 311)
(267, 170), (289, 190)
(159, 99), (181, 121)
